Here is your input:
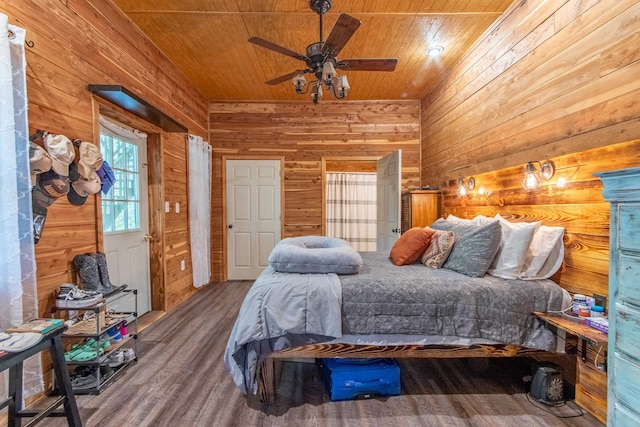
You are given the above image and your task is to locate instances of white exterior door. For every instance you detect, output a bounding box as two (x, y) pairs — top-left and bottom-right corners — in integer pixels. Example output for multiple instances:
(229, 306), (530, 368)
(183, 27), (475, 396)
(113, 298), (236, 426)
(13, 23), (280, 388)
(226, 160), (281, 280)
(376, 150), (402, 252)
(100, 125), (151, 315)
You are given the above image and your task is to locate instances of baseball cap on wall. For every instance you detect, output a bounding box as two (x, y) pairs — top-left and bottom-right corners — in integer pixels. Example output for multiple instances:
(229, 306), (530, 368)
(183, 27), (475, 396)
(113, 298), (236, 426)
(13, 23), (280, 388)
(37, 169), (70, 199)
(29, 142), (52, 186)
(77, 141), (103, 179)
(67, 172), (102, 206)
(44, 133), (75, 176)
(31, 186), (53, 244)
(96, 160), (116, 195)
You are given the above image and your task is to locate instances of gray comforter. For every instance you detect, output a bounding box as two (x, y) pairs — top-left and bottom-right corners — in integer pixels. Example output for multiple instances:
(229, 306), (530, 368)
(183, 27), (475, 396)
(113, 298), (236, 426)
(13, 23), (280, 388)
(340, 252), (566, 344)
(224, 266), (342, 394)
(225, 252), (567, 394)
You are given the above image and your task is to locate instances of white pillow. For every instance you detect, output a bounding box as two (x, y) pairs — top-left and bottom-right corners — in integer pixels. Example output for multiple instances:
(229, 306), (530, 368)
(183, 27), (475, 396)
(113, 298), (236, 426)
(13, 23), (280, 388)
(487, 214), (541, 279)
(520, 225), (565, 280)
(446, 214), (493, 225)
(471, 215), (495, 226)
(445, 214), (469, 223)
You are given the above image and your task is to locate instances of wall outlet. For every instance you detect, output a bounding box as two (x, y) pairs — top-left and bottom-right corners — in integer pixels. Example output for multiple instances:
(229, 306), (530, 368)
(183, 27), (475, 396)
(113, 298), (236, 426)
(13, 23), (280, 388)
(180, 260), (185, 271)
(175, 202), (180, 213)
(165, 201), (170, 213)
(593, 293), (607, 310)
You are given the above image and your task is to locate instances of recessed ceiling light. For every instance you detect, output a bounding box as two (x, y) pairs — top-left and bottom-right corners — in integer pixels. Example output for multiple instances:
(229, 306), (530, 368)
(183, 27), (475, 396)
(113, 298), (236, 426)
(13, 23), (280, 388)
(425, 45), (444, 57)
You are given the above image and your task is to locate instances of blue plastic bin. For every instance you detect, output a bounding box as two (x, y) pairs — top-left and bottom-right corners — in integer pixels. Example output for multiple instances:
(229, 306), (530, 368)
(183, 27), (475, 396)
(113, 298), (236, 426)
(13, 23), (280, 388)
(322, 358), (401, 401)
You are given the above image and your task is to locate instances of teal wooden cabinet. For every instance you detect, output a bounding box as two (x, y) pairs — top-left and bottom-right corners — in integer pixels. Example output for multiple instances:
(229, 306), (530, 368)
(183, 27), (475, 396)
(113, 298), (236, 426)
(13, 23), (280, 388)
(595, 166), (640, 426)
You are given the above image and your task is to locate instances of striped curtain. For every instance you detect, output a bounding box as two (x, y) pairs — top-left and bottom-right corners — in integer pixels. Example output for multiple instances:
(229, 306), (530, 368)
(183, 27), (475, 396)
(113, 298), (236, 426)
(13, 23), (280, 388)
(326, 172), (377, 251)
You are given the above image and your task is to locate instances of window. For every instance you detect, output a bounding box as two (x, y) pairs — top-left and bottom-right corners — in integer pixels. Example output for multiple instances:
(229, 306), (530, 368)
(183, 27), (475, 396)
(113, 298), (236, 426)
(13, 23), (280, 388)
(100, 132), (141, 233)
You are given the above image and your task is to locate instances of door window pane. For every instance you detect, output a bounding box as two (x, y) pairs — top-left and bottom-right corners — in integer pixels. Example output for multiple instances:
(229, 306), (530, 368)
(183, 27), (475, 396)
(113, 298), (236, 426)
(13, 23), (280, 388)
(100, 132), (141, 233)
(102, 201), (114, 233)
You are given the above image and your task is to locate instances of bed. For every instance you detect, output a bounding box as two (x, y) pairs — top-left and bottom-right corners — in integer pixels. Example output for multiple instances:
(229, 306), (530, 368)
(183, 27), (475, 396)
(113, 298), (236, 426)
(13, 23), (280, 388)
(224, 217), (569, 402)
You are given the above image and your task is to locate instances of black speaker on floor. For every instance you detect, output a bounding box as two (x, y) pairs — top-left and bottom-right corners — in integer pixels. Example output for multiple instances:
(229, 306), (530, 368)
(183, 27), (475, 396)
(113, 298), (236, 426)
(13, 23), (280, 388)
(530, 362), (564, 405)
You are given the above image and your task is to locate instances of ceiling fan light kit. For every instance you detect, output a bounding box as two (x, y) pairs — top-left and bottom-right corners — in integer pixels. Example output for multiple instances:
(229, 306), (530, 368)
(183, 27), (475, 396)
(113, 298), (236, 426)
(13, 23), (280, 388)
(249, 0), (398, 104)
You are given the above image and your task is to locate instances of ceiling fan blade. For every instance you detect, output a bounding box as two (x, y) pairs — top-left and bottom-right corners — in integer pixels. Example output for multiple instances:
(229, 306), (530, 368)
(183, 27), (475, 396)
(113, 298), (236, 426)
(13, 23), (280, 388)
(249, 37), (309, 62)
(337, 58), (398, 72)
(265, 70), (306, 86)
(322, 14), (361, 56)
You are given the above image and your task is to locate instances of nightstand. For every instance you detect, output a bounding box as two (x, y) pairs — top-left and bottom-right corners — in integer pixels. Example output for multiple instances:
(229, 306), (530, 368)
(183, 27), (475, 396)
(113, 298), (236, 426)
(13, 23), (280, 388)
(534, 312), (608, 360)
(535, 312), (608, 424)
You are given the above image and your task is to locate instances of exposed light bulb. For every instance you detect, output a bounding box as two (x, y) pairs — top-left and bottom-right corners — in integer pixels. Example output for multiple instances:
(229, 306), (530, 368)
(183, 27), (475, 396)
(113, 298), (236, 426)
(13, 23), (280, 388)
(522, 162), (540, 189)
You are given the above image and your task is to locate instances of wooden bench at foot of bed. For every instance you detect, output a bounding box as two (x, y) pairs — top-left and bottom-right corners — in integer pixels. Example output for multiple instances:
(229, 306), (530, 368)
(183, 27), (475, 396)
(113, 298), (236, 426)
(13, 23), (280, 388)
(256, 343), (553, 403)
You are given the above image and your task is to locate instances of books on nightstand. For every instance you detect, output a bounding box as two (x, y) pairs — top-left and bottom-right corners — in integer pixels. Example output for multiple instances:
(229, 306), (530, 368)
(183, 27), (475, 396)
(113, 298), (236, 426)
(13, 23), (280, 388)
(585, 317), (608, 334)
(6, 318), (63, 334)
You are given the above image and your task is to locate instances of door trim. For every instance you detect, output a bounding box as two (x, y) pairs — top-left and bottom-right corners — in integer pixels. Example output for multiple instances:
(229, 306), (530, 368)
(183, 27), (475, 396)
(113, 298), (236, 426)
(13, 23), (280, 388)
(91, 96), (166, 312)
(222, 155), (285, 280)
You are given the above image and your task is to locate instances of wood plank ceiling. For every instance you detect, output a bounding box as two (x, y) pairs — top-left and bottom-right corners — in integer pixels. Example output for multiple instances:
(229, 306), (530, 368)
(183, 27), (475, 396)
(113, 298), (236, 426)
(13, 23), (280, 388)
(111, 0), (512, 101)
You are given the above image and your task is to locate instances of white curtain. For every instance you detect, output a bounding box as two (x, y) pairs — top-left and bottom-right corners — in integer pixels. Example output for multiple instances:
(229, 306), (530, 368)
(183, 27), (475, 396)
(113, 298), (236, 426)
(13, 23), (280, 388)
(326, 172), (377, 251)
(0, 14), (43, 401)
(188, 134), (212, 287)
(99, 115), (148, 142)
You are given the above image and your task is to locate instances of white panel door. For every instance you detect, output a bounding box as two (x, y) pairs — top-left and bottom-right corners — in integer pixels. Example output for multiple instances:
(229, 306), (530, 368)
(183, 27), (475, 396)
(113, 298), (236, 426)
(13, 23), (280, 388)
(376, 150), (402, 252)
(101, 132), (151, 315)
(226, 160), (281, 280)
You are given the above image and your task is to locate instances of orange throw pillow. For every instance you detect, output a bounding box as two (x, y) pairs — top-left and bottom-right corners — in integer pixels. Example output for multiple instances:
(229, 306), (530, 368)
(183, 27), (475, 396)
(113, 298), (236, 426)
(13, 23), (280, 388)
(389, 227), (436, 265)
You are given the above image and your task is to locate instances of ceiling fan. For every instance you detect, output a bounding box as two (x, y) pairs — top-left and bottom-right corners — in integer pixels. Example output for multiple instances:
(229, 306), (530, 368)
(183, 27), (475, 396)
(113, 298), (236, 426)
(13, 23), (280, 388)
(248, 0), (398, 103)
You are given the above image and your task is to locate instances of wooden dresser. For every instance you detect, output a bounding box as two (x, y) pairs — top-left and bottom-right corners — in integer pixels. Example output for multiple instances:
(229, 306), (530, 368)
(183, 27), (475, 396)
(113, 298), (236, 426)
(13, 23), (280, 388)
(595, 166), (640, 426)
(401, 190), (441, 232)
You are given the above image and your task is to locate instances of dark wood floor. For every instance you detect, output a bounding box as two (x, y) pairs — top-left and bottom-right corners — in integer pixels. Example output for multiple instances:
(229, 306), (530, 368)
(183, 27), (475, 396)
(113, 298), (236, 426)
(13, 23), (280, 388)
(40, 281), (604, 426)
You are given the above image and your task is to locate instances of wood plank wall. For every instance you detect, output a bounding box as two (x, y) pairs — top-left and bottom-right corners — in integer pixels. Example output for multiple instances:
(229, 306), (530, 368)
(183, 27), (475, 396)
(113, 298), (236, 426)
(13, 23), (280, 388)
(443, 137), (640, 299)
(420, 0), (640, 186)
(2, 1), (209, 318)
(209, 101), (420, 279)
(419, 2), (639, 420)
(420, 0), (639, 399)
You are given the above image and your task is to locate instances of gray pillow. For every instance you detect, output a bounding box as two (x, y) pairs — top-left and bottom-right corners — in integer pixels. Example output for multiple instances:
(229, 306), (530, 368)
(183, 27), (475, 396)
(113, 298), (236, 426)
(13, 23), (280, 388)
(268, 236), (363, 274)
(429, 218), (502, 277)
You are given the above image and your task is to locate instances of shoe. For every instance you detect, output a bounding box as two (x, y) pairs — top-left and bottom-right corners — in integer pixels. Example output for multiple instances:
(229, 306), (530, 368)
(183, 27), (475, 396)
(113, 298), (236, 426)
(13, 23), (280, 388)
(71, 370), (98, 391)
(122, 348), (136, 363)
(65, 338), (111, 362)
(74, 254), (125, 297)
(106, 325), (122, 343)
(107, 350), (124, 367)
(118, 322), (129, 339)
(56, 283), (102, 308)
(65, 347), (99, 363)
(72, 365), (96, 377)
(90, 252), (127, 295)
(99, 363), (114, 380)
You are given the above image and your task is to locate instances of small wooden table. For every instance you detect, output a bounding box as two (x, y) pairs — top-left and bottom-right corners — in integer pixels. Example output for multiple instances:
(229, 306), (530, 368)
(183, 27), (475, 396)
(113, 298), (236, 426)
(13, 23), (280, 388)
(534, 312), (608, 361)
(0, 325), (82, 426)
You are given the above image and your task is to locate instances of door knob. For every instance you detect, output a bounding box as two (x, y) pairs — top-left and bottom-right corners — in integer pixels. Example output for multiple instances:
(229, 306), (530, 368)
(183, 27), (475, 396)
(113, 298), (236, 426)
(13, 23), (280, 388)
(228, 224), (233, 229)
(143, 234), (153, 241)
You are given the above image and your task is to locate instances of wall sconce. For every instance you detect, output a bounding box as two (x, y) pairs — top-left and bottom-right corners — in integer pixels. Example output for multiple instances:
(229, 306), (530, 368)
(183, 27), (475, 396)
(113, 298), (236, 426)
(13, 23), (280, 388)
(457, 177), (475, 197)
(522, 160), (555, 190)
